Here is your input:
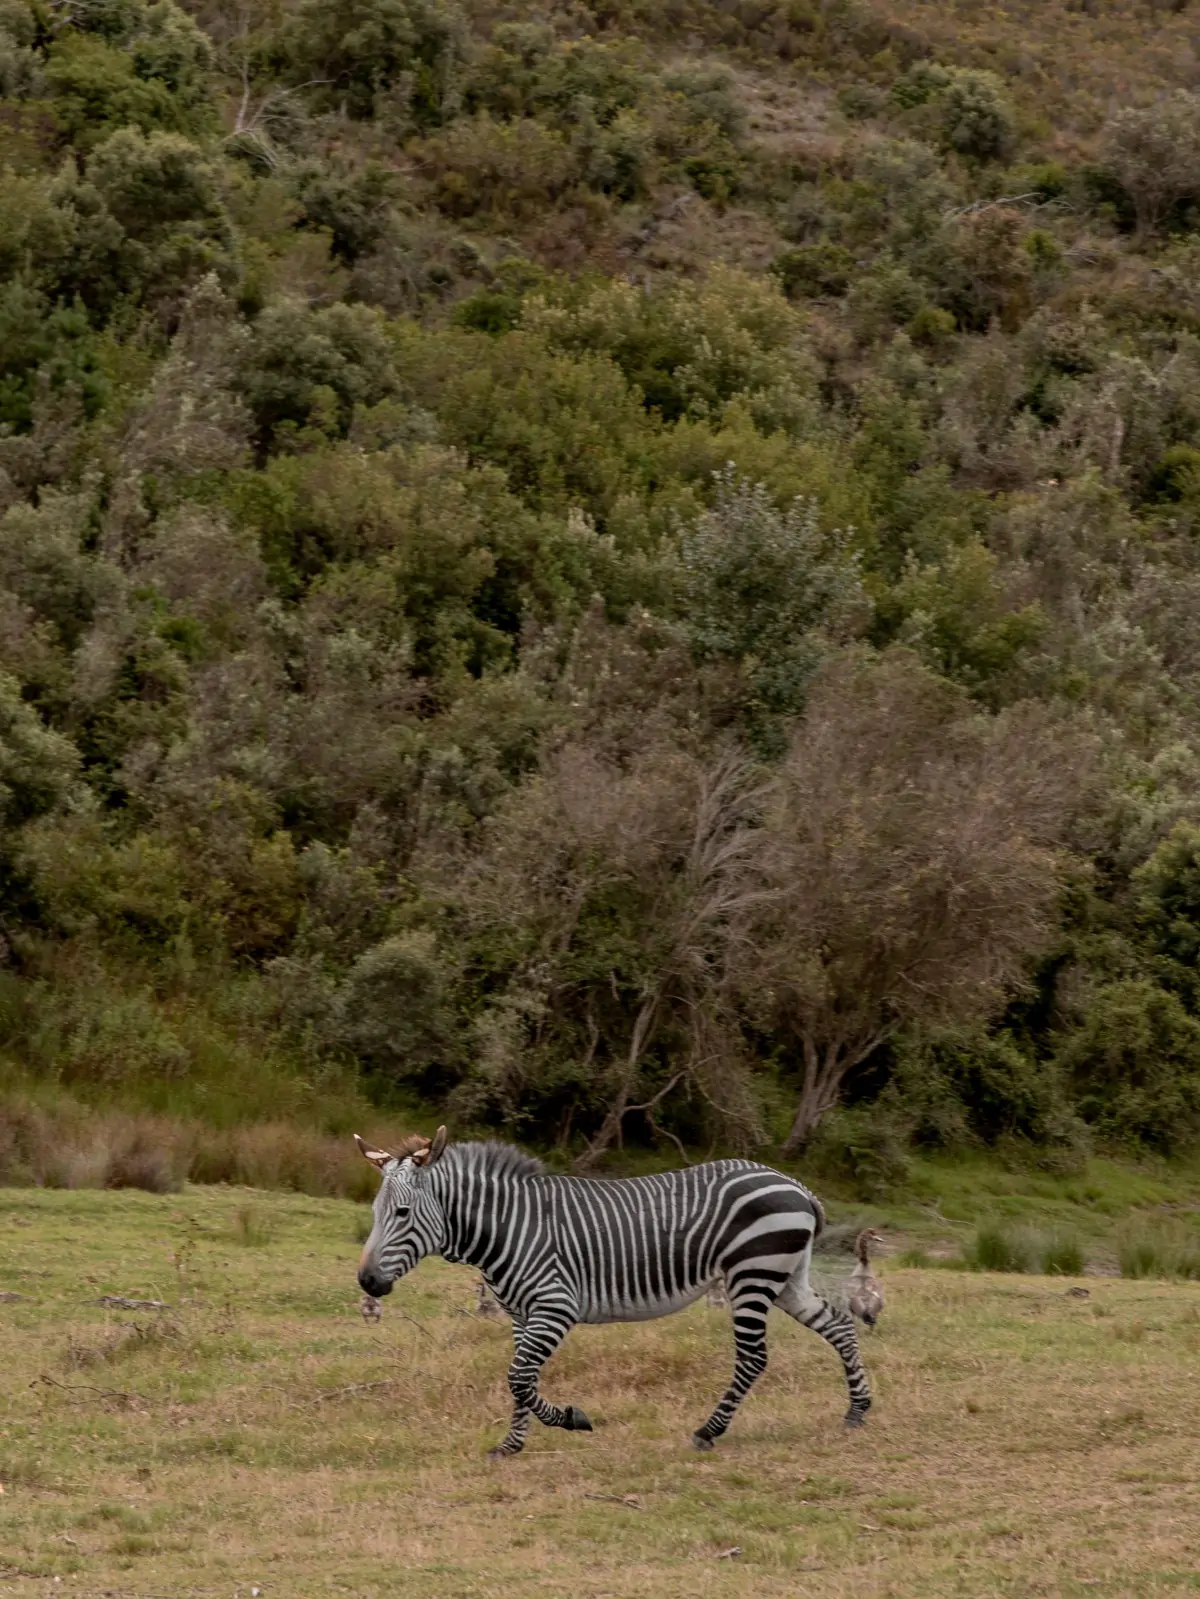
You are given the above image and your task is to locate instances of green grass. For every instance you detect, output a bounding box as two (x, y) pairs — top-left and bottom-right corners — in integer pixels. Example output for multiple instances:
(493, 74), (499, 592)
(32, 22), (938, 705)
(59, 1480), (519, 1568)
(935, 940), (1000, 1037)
(3, 1184), (1200, 1596)
(853, 1150), (1200, 1270)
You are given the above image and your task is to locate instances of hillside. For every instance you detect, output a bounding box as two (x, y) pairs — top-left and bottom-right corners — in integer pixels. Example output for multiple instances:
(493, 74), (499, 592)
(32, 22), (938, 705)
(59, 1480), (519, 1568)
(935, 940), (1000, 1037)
(5, 0), (1200, 1193)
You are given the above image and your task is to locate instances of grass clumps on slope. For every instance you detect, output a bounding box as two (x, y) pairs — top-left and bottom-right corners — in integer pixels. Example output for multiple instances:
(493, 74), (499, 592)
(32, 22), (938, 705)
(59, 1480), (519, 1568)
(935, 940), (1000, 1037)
(1117, 1219), (1200, 1281)
(967, 1223), (1087, 1276)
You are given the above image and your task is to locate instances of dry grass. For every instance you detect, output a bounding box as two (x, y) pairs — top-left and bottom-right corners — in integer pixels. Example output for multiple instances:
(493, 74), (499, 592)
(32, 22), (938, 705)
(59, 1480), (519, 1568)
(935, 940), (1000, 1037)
(0, 1089), (427, 1201)
(2, 1185), (1200, 1597)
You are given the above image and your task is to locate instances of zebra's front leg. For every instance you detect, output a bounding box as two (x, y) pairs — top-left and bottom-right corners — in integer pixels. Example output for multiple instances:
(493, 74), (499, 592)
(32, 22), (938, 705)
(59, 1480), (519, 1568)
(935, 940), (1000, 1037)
(488, 1310), (589, 1460)
(692, 1302), (769, 1451)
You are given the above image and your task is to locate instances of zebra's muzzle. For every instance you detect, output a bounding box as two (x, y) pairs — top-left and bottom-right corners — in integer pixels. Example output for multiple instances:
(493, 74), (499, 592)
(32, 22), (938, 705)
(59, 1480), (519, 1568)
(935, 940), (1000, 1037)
(358, 1267), (393, 1298)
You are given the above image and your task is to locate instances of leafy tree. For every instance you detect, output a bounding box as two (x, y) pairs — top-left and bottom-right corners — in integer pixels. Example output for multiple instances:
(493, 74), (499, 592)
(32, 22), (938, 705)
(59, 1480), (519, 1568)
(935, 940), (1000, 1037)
(680, 469), (868, 732)
(739, 651), (1090, 1152)
(451, 737), (763, 1161)
(86, 128), (236, 309)
(41, 0), (215, 143)
(0, 670), (81, 928)
(0, 670), (79, 828)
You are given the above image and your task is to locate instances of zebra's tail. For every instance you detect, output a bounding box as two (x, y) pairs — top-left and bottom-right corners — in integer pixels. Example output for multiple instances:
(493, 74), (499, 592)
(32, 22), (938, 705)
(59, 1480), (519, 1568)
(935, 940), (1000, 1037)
(809, 1189), (826, 1242)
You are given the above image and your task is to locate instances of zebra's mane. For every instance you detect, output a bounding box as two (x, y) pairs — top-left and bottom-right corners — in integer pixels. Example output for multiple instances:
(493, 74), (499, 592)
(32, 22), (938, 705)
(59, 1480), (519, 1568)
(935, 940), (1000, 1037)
(448, 1140), (546, 1182)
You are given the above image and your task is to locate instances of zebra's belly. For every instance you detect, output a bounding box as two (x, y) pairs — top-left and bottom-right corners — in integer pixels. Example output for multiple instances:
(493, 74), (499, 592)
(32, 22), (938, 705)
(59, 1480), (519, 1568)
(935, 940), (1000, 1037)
(576, 1281), (714, 1325)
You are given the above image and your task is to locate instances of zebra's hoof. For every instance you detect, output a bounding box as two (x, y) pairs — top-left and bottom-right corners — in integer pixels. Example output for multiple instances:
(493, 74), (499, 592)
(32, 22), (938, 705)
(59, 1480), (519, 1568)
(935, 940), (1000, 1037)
(486, 1446), (515, 1462)
(691, 1433), (715, 1452)
(843, 1406), (869, 1430)
(563, 1406), (593, 1432)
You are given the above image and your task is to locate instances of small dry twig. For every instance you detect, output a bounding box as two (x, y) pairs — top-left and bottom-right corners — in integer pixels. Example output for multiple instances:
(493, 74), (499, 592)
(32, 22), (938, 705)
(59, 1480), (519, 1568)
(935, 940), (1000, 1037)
(32, 1374), (150, 1408)
(583, 1493), (643, 1510)
(945, 192), (1039, 220)
(96, 1295), (170, 1311)
(301, 1378), (400, 1407)
(392, 1308), (438, 1343)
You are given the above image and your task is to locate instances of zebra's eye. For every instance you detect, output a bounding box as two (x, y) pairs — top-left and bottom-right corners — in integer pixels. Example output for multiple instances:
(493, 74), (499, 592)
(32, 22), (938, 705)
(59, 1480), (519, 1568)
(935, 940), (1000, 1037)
(394, 1205), (410, 1219)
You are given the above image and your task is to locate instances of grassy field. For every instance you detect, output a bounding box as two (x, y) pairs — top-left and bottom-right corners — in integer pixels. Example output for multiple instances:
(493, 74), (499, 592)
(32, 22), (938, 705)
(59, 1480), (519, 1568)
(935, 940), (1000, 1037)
(2, 1183), (1200, 1599)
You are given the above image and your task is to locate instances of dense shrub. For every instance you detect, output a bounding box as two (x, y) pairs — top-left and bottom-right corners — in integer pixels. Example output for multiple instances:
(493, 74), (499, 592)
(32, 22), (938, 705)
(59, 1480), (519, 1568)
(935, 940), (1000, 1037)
(804, 1106), (913, 1201)
(938, 70), (1016, 162)
(1102, 91), (1200, 234)
(287, 0), (463, 124)
(237, 302), (401, 453)
(1056, 981), (1200, 1154)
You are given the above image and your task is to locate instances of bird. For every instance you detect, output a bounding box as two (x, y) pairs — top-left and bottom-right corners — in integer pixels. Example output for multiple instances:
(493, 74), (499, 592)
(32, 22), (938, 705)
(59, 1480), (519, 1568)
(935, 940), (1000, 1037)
(845, 1229), (886, 1330)
(360, 1292), (383, 1322)
(705, 1278), (729, 1308)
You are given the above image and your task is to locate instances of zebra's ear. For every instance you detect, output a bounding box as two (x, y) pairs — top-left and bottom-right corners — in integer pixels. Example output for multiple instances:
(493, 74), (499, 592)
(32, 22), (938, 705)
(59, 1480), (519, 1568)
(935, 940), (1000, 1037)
(354, 1134), (394, 1169)
(413, 1125), (449, 1167)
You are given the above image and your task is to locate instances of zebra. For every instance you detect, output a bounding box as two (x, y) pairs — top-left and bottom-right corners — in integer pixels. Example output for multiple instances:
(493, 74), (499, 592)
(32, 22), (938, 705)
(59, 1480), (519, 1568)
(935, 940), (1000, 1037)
(354, 1128), (871, 1459)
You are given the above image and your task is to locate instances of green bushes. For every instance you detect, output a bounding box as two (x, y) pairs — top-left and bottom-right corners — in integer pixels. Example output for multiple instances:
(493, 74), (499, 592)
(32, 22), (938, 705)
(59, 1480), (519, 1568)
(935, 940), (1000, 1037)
(0, 671), (79, 827)
(890, 62), (1016, 161)
(1041, 1234), (1086, 1277)
(286, 0), (463, 124)
(1055, 981), (1200, 1156)
(804, 1107), (913, 1201)
(889, 1028), (1082, 1159)
(683, 470), (865, 682)
(237, 302), (401, 454)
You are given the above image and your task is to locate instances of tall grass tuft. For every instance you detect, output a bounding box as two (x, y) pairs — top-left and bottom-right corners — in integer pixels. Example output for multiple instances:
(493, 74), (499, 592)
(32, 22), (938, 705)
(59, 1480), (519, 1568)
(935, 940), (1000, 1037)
(1040, 1232), (1086, 1276)
(1117, 1219), (1200, 1281)
(230, 1204), (274, 1247)
(968, 1223), (1089, 1276)
(969, 1222), (1033, 1273)
(895, 1246), (932, 1267)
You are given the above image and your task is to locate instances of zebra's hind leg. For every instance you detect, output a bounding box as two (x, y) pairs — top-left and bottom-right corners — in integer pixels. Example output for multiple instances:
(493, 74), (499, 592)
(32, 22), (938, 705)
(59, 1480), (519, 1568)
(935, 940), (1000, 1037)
(776, 1276), (872, 1428)
(691, 1294), (769, 1451)
(489, 1310), (589, 1460)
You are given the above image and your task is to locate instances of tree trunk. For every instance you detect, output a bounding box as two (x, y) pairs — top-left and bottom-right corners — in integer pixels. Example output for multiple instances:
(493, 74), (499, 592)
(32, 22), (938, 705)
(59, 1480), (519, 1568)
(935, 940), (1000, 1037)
(780, 1032), (893, 1156)
(781, 1039), (846, 1156)
(574, 991), (660, 1171)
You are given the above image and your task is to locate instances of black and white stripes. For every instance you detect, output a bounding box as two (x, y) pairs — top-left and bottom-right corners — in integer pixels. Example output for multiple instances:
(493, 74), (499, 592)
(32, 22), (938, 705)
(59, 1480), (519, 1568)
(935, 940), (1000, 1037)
(356, 1133), (871, 1457)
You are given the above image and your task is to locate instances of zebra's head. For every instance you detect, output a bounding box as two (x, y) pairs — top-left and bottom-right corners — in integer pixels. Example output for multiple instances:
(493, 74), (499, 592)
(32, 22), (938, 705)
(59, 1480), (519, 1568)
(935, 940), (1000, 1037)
(355, 1127), (449, 1298)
